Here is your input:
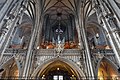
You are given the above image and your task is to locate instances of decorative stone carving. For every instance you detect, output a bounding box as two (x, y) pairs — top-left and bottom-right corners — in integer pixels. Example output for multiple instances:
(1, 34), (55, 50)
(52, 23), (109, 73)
(54, 43), (64, 57)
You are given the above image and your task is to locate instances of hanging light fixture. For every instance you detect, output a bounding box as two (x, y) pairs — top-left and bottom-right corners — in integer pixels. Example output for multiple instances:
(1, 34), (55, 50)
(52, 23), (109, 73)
(96, 33), (99, 39)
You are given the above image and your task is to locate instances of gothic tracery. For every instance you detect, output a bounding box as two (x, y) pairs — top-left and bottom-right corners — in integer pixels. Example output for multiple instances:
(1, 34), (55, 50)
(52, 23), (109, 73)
(0, 0), (120, 79)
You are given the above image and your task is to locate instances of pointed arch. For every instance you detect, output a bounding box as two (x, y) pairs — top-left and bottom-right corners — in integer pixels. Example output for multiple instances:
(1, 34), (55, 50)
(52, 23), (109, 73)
(31, 58), (86, 79)
(0, 56), (22, 77)
(96, 57), (120, 79)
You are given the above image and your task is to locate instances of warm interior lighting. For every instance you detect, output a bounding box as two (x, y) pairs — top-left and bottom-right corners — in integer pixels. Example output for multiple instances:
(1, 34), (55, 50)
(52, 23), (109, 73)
(96, 33), (99, 38)
(98, 60), (119, 80)
(42, 75), (45, 79)
(105, 45), (111, 49)
(115, 76), (119, 80)
(13, 70), (19, 78)
(46, 46), (49, 49)
(98, 76), (104, 80)
(57, 68), (59, 70)
(46, 43), (54, 49)
(112, 75), (118, 79)
(72, 75), (74, 77)
(64, 42), (70, 49)
(38, 61), (78, 79)
(77, 62), (81, 65)
(78, 43), (81, 46)
(37, 46), (40, 49)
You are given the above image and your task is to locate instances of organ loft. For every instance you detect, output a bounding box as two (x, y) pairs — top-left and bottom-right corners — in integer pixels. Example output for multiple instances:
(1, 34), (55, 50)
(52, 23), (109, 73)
(0, 0), (120, 79)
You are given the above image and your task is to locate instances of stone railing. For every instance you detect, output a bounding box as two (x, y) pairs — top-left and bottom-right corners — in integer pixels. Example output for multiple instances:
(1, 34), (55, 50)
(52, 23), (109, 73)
(34, 49), (83, 69)
(92, 49), (117, 65)
(91, 49), (114, 54)
(4, 48), (113, 54)
(3, 48), (115, 59)
(0, 48), (27, 66)
(36, 49), (82, 56)
(2, 48), (117, 70)
(92, 49), (114, 58)
(36, 49), (55, 56)
(4, 48), (27, 54)
(62, 49), (82, 55)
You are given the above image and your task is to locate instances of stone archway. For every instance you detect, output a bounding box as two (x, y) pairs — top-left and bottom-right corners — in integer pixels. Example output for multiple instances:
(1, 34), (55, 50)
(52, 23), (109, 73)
(96, 57), (120, 79)
(32, 58), (85, 79)
(0, 57), (21, 79)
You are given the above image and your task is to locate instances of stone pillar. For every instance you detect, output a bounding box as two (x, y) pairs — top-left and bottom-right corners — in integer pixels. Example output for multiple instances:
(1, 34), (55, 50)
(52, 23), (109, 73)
(75, 19), (83, 49)
(99, 0), (120, 49)
(44, 15), (50, 41)
(94, 0), (120, 67)
(65, 26), (69, 41)
(107, 15), (120, 49)
(22, 0), (40, 78)
(0, 0), (17, 29)
(78, 2), (95, 78)
(68, 15), (73, 41)
(107, 0), (120, 21)
(0, 0), (25, 48)
(101, 16), (120, 67)
(36, 20), (43, 48)
(49, 27), (53, 42)
(0, 0), (25, 62)
(80, 21), (95, 78)
(71, 15), (76, 42)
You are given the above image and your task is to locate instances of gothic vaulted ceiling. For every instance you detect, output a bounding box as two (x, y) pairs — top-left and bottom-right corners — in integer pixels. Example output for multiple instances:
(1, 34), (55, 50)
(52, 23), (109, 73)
(41, 0), (79, 20)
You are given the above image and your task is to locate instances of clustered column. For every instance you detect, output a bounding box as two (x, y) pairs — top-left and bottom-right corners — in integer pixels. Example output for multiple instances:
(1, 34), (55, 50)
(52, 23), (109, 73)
(94, 0), (120, 67)
(0, 0), (27, 61)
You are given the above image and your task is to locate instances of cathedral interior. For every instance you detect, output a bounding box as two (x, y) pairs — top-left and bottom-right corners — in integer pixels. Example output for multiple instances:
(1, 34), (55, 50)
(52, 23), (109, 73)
(0, 0), (120, 79)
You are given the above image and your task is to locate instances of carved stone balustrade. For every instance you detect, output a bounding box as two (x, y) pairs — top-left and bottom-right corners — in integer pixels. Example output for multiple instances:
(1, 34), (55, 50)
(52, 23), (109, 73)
(34, 49), (83, 69)
(4, 48), (27, 54)
(92, 49), (117, 66)
(1, 48), (117, 71)
(0, 48), (27, 67)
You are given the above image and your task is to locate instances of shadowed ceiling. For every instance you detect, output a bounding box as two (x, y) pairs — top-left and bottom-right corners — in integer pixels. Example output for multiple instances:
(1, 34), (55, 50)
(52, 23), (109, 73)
(41, 0), (78, 21)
